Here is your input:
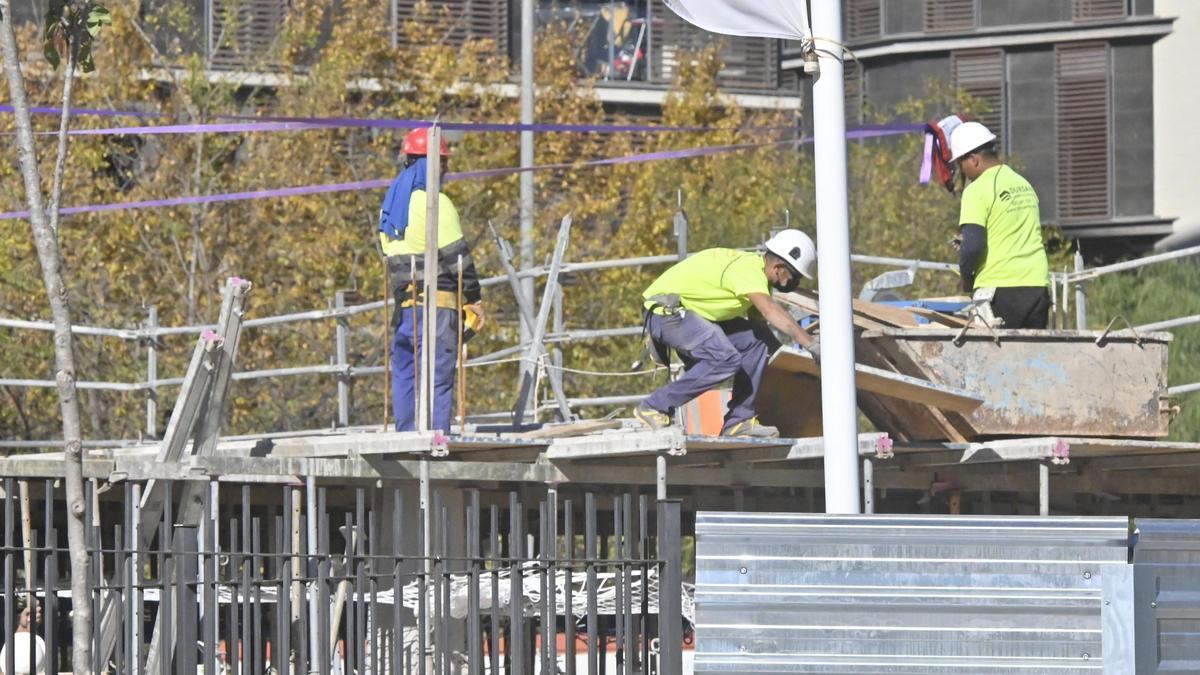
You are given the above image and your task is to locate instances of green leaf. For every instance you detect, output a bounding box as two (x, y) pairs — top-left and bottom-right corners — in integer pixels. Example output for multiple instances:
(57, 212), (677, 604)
(85, 4), (111, 38)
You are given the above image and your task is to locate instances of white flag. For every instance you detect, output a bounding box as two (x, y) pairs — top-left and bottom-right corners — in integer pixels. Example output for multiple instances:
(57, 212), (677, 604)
(664, 0), (810, 41)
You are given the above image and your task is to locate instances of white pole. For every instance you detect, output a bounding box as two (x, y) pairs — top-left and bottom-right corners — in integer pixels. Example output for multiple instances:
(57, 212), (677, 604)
(518, 0), (537, 413)
(810, 0), (862, 514)
(418, 125), (442, 433)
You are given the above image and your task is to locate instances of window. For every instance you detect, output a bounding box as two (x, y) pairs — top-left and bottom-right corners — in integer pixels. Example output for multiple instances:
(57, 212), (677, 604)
(844, 59), (865, 125)
(1056, 42), (1111, 221)
(393, 0), (508, 54)
(651, 2), (779, 89)
(925, 0), (977, 33)
(1073, 0), (1127, 22)
(953, 49), (1005, 151)
(209, 0), (289, 68)
(845, 0), (882, 42)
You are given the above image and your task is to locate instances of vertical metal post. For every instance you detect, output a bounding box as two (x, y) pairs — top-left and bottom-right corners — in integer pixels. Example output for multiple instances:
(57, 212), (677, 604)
(420, 125), (442, 433)
(518, 0), (537, 397)
(1039, 462), (1050, 516)
(673, 190), (688, 261)
(335, 291), (351, 427)
(811, 0), (862, 514)
(389, 0), (398, 48)
(1074, 250), (1088, 329)
(584, 494), (597, 675)
(552, 285), (564, 377)
(508, 493), (524, 675)
(307, 475), (320, 670)
(655, 455), (667, 502)
(607, 1), (616, 80)
(862, 458), (875, 514)
(146, 306), (159, 438)
(656, 500), (682, 675)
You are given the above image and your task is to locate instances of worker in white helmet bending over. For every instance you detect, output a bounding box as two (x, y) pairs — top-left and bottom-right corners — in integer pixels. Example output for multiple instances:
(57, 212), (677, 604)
(634, 230), (820, 438)
(949, 121), (1050, 328)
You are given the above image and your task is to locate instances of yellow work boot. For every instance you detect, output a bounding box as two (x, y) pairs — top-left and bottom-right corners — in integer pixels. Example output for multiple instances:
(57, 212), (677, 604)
(633, 403), (672, 431)
(721, 417), (780, 438)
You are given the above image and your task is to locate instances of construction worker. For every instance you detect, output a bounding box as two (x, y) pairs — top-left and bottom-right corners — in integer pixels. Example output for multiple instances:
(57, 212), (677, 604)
(379, 128), (485, 432)
(949, 122), (1051, 328)
(634, 230), (820, 438)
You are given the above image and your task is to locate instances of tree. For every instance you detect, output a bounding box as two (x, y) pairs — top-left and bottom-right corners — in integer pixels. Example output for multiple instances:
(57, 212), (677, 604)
(0, 0), (110, 671)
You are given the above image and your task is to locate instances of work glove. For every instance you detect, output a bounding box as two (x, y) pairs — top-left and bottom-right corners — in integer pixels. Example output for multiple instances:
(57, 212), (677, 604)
(805, 338), (821, 363)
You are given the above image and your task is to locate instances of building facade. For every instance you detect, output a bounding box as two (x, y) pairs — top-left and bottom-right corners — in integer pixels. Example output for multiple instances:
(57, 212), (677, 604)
(802, 0), (1175, 255)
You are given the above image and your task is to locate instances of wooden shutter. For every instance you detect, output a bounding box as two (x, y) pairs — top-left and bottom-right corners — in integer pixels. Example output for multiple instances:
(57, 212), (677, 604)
(953, 49), (1005, 151)
(1056, 42), (1111, 221)
(845, 0), (882, 42)
(651, 3), (779, 89)
(393, 0), (508, 55)
(925, 0), (977, 33)
(210, 0), (289, 69)
(1073, 0), (1127, 21)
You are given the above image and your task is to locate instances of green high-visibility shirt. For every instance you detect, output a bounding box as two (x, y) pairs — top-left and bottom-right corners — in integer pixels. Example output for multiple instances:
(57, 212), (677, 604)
(959, 165), (1049, 289)
(378, 191), (463, 256)
(643, 249), (769, 322)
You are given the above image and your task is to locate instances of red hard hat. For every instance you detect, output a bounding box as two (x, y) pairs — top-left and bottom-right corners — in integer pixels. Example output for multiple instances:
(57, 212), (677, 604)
(402, 127), (450, 157)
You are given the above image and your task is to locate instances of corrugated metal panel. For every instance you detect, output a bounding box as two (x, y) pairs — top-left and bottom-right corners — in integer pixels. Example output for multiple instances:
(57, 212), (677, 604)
(393, 0), (509, 56)
(210, 0), (289, 69)
(845, 0), (882, 42)
(695, 513), (1129, 673)
(925, 0), (978, 33)
(1132, 519), (1200, 674)
(651, 2), (780, 90)
(1056, 42), (1111, 222)
(1074, 0), (1128, 22)
(953, 48), (1005, 151)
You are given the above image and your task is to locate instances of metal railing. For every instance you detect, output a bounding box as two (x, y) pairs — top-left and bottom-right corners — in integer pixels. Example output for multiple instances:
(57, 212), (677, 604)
(0, 476), (685, 675)
(3, 243), (1199, 446)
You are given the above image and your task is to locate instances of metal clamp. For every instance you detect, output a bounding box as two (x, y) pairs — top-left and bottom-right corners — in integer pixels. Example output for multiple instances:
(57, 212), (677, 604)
(953, 309), (1002, 347)
(1096, 315), (1142, 347)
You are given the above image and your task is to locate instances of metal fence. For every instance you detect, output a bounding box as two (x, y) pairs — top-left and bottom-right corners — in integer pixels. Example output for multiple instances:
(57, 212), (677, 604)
(693, 512), (1200, 675)
(0, 477), (684, 675)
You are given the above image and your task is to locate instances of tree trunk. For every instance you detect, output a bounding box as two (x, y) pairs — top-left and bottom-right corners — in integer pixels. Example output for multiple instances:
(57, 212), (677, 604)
(0, 5), (93, 673)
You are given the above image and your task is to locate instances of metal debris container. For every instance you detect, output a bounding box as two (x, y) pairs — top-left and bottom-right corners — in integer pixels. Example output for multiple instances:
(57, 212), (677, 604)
(855, 328), (1172, 441)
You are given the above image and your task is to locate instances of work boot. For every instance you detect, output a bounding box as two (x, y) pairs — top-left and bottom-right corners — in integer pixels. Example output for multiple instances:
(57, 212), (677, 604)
(633, 403), (673, 431)
(721, 417), (780, 439)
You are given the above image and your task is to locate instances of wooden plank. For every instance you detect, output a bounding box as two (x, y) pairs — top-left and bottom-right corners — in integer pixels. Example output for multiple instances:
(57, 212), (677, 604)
(515, 419), (624, 439)
(776, 290), (921, 329)
(909, 307), (970, 328)
(775, 292), (889, 331)
(768, 347), (984, 413)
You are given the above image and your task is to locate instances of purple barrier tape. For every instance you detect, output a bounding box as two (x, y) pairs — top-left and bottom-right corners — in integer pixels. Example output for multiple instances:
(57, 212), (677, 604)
(0, 126), (919, 220)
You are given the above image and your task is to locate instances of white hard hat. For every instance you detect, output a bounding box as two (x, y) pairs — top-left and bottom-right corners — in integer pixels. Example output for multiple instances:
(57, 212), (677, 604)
(764, 229), (816, 280)
(948, 121), (997, 162)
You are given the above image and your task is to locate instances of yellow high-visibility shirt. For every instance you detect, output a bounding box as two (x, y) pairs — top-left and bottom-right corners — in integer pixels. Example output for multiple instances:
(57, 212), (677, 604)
(642, 249), (769, 322)
(379, 191), (463, 256)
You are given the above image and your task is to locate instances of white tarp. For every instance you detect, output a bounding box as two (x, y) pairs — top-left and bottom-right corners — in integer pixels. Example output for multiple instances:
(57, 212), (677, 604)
(664, 0), (810, 41)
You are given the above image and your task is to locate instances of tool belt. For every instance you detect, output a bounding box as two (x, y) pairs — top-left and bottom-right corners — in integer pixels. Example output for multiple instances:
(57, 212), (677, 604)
(400, 287), (461, 310)
(642, 294), (683, 366)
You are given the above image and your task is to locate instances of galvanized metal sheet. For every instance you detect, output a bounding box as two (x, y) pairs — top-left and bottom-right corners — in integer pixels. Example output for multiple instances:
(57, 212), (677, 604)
(1132, 519), (1200, 674)
(695, 513), (1129, 674)
(858, 330), (1171, 440)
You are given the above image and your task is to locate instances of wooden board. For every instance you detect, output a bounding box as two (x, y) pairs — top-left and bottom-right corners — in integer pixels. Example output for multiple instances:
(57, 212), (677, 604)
(775, 292), (890, 331)
(768, 347), (984, 413)
(909, 307), (970, 328)
(515, 418), (625, 439)
(776, 290), (922, 329)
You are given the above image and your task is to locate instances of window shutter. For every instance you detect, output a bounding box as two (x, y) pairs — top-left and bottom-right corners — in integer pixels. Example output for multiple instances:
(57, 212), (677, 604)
(952, 49), (1005, 151)
(844, 59), (864, 125)
(210, 0), (289, 68)
(925, 0), (977, 33)
(1056, 42), (1111, 221)
(845, 0), (882, 42)
(393, 0), (509, 55)
(1073, 0), (1127, 21)
(651, 3), (779, 90)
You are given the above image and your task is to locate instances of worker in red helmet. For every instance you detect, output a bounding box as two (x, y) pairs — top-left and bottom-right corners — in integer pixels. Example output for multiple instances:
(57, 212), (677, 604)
(379, 127), (485, 432)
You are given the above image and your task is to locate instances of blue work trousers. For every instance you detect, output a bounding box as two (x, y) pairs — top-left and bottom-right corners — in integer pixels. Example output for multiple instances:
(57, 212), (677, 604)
(392, 306), (460, 432)
(642, 312), (772, 430)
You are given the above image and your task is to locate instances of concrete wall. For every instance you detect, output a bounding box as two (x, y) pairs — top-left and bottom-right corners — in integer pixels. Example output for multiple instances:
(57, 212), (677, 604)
(1154, 0), (1200, 234)
(981, 0), (1071, 28)
(864, 54), (950, 111)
